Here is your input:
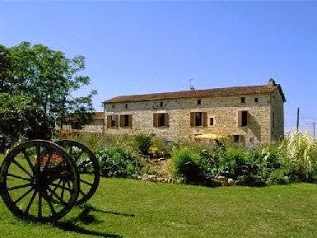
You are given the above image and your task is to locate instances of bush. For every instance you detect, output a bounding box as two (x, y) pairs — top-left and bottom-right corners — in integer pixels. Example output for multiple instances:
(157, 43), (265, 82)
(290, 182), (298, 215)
(224, 147), (283, 186)
(199, 145), (226, 179)
(135, 134), (153, 156)
(96, 147), (140, 178)
(171, 148), (219, 186)
(172, 148), (202, 184)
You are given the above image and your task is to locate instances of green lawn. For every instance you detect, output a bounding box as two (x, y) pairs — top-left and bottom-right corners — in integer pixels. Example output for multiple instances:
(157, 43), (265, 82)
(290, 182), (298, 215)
(0, 177), (317, 237)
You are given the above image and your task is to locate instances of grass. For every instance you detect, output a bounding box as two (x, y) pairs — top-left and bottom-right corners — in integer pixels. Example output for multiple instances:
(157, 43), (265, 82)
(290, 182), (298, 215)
(0, 176), (316, 237)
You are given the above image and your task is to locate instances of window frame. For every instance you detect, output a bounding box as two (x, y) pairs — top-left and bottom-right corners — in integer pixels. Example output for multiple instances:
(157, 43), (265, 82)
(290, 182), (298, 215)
(238, 110), (248, 127)
(153, 112), (169, 128)
(209, 116), (215, 126)
(120, 114), (132, 128)
(107, 114), (119, 128)
(190, 112), (207, 127)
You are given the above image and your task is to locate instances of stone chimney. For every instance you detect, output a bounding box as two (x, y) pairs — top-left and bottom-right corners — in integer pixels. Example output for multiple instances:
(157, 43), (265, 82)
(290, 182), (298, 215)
(268, 78), (276, 86)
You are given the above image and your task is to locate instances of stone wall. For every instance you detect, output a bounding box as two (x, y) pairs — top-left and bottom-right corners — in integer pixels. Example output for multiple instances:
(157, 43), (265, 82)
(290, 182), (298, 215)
(104, 91), (284, 144)
(81, 119), (104, 133)
(270, 89), (285, 141)
(62, 119), (104, 133)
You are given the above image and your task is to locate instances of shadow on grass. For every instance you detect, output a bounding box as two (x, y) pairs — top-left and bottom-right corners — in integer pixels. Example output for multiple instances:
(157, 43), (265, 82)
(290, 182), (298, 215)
(53, 221), (122, 238)
(82, 204), (136, 218)
(53, 204), (135, 237)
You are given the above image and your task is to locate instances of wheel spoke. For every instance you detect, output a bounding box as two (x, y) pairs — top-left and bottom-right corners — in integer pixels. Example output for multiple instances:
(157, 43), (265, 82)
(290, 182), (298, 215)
(14, 187), (34, 204)
(7, 173), (31, 182)
(46, 186), (67, 205)
(50, 179), (62, 198)
(45, 196), (57, 217)
(25, 190), (37, 214)
(66, 180), (72, 189)
(12, 160), (33, 178)
(22, 149), (35, 172)
(38, 191), (43, 219)
(80, 178), (93, 186)
(8, 183), (32, 191)
(51, 180), (73, 193)
(60, 180), (66, 201)
(79, 189), (86, 196)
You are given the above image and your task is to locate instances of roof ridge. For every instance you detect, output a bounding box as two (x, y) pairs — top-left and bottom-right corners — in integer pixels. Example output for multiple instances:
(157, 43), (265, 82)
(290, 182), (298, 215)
(104, 84), (285, 103)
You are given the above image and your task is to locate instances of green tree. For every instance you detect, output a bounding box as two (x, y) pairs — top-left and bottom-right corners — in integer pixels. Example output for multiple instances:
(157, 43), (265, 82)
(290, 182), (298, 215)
(0, 42), (97, 143)
(0, 44), (11, 92)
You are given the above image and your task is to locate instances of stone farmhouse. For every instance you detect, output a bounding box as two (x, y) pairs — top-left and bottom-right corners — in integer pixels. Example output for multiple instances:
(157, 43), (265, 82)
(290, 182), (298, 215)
(103, 79), (286, 144)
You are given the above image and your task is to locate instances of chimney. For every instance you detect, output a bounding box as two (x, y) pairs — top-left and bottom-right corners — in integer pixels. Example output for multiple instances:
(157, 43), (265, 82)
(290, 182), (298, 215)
(268, 78), (276, 86)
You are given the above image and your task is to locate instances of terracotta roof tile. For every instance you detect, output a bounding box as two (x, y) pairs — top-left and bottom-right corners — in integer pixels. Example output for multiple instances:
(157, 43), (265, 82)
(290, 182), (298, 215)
(104, 84), (286, 103)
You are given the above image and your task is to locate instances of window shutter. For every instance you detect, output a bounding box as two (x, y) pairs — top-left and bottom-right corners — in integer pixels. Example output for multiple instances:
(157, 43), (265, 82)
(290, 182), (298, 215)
(164, 113), (169, 127)
(238, 111), (248, 127)
(114, 115), (119, 128)
(107, 116), (111, 128)
(120, 115), (124, 127)
(153, 113), (158, 127)
(190, 112), (195, 127)
(202, 112), (207, 127)
(238, 111), (242, 127)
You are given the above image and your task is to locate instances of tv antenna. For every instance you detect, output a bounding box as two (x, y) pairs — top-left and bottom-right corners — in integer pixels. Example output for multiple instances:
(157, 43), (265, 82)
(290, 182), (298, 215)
(189, 79), (195, 90)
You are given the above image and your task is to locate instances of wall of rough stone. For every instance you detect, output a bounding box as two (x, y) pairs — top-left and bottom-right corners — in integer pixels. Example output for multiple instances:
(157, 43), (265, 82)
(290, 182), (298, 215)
(270, 89), (285, 141)
(81, 119), (104, 133)
(104, 90), (284, 144)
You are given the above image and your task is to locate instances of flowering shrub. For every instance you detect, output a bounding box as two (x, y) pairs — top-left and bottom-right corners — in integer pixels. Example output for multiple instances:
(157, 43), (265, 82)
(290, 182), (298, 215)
(37, 153), (64, 166)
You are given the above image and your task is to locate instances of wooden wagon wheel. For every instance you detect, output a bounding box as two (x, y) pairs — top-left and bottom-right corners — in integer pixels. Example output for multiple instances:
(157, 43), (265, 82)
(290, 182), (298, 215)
(55, 140), (100, 205)
(0, 140), (79, 222)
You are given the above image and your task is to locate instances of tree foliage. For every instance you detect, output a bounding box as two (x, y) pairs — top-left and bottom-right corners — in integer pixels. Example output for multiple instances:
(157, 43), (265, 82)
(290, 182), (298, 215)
(0, 41), (97, 145)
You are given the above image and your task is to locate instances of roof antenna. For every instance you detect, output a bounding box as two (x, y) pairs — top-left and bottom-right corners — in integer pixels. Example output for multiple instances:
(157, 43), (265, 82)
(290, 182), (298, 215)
(189, 79), (195, 90)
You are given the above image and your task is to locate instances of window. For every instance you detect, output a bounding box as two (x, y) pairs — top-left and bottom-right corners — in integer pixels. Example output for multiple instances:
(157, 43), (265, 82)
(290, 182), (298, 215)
(240, 97), (245, 103)
(232, 135), (245, 143)
(238, 110), (248, 127)
(120, 115), (132, 128)
(197, 99), (201, 105)
(254, 97), (258, 103)
(190, 112), (207, 127)
(233, 135), (240, 143)
(195, 112), (202, 126)
(160, 102), (164, 107)
(209, 117), (214, 126)
(153, 113), (169, 127)
(125, 104), (128, 109)
(272, 111), (275, 128)
(107, 115), (118, 128)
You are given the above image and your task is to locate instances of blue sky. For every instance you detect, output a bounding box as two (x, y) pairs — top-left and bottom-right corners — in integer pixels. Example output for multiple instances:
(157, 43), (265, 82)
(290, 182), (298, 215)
(1, 1), (316, 135)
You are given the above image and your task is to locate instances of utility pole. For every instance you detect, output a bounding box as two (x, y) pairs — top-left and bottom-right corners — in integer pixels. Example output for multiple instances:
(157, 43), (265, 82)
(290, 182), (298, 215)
(296, 107), (300, 132)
